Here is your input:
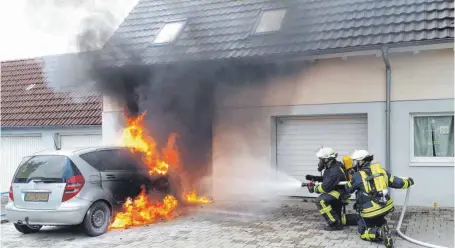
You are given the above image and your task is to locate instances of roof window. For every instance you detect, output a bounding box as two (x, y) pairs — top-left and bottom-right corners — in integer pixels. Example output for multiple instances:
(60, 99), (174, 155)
(254, 9), (287, 33)
(153, 21), (186, 44)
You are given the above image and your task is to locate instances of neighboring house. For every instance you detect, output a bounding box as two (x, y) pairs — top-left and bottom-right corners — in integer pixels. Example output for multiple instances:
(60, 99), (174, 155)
(103, 0), (454, 207)
(0, 58), (103, 192)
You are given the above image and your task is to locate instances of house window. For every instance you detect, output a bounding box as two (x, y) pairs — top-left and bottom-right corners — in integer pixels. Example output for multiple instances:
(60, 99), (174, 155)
(153, 21), (186, 44)
(254, 9), (287, 33)
(411, 113), (454, 164)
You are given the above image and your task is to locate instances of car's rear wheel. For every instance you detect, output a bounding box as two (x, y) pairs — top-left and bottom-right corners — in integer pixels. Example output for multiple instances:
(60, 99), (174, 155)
(13, 223), (42, 234)
(82, 201), (111, 237)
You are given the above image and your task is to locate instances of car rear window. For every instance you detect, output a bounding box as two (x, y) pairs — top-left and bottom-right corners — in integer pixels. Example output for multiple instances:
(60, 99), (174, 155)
(13, 155), (80, 183)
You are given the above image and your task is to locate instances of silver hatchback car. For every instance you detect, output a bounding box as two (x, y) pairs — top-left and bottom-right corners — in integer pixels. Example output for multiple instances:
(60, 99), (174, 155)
(5, 146), (170, 236)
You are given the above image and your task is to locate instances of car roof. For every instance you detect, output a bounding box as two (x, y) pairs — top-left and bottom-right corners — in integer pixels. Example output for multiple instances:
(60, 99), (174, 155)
(31, 146), (128, 156)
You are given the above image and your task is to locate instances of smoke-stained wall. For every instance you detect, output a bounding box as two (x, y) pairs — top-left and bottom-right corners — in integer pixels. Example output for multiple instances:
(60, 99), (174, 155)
(213, 49), (455, 206)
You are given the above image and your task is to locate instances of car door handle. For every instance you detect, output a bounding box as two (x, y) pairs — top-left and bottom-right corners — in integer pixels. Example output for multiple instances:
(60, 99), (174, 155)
(106, 174), (116, 179)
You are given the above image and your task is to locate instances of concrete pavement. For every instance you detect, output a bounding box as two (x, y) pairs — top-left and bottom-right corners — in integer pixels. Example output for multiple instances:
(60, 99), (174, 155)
(1, 199), (453, 248)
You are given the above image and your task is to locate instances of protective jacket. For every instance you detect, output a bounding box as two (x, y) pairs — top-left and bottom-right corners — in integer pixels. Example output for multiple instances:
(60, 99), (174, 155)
(345, 161), (412, 218)
(314, 160), (347, 198)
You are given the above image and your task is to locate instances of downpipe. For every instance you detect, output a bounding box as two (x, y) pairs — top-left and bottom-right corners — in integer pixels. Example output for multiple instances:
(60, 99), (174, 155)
(381, 46), (392, 172)
(300, 181), (448, 248)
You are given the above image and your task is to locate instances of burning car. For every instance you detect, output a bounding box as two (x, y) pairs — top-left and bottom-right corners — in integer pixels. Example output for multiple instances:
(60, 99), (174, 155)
(5, 113), (211, 236)
(5, 147), (176, 236)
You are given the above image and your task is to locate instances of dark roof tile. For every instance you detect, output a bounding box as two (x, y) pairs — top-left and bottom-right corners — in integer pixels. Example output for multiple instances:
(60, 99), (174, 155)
(1, 58), (102, 127)
(109, 0), (453, 63)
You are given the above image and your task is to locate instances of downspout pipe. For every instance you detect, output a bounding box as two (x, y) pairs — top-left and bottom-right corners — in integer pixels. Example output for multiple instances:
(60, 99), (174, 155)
(381, 46), (391, 172)
(379, 47), (446, 248)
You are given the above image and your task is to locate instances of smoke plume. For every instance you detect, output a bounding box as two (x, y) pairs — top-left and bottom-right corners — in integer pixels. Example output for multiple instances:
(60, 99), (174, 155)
(41, 1), (307, 200)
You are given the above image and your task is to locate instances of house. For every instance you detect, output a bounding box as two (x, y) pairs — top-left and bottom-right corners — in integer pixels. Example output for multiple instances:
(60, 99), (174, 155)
(0, 57), (103, 192)
(102, 0), (454, 207)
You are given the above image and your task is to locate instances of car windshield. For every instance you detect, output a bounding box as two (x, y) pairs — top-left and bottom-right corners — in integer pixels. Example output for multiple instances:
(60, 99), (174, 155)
(13, 155), (73, 183)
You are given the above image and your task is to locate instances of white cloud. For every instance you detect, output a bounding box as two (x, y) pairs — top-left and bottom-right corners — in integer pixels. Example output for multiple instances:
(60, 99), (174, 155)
(0, 0), (139, 60)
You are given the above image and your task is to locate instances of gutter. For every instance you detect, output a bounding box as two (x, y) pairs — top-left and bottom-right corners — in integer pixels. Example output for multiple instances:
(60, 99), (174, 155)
(140, 38), (454, 66)
(381, 46), (391, 172)
(1, 125), (102, 130)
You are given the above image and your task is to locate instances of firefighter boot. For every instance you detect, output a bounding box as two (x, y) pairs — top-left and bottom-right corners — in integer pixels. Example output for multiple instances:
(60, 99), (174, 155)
(380, 224), (393, 248)
(324, 223), (343, 231)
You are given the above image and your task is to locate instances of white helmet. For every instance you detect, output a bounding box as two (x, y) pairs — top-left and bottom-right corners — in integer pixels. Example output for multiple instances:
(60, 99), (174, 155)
(349, 149), (372, 161)
(316, 147), (337, 159)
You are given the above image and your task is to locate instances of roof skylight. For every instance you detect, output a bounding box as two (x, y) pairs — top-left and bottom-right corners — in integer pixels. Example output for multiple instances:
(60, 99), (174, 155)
(153, 21), (186, 44)
(254, 9), (287, 33)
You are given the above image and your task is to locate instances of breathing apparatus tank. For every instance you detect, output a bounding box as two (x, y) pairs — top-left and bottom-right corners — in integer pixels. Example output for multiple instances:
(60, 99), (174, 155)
(342, 155), (354, 180)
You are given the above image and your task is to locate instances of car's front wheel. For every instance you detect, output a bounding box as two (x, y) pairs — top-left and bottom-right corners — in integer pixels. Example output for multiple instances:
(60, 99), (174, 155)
(82, 201), (111, 237)
(13, 223), (42, 234)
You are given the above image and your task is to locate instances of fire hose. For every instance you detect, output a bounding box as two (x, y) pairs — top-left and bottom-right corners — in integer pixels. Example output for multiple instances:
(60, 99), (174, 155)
(301, 181), (448, 248)
(396, 187), (448, 248)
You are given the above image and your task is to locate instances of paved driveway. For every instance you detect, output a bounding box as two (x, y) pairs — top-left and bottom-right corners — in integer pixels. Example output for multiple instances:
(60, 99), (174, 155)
(1, 200), (453, 248)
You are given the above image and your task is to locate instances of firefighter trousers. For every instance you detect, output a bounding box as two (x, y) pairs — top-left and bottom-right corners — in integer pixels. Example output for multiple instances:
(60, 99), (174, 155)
(358, 215), (387, 241)
(315, 193), (343, 226)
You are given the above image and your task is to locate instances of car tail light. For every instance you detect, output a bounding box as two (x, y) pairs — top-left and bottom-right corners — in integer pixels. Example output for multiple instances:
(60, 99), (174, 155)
(8, 185), (14, 201)
(62, 175), (85, 202)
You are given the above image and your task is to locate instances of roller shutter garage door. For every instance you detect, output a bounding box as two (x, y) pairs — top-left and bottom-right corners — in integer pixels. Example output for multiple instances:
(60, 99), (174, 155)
(277, 115), (368, 197)
(60, 134), (102, 149)
(1, 135), (45, 192)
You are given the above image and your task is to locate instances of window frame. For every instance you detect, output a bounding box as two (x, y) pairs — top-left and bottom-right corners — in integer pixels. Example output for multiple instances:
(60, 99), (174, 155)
(152, 19), (187, 45)
(409, 112), (454, 166)
(252, 8), (287, 35)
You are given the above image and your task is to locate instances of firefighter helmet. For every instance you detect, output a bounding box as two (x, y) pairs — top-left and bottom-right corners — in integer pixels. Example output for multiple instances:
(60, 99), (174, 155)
(349, 149), (372, 161)
(316, 147), (337, 159)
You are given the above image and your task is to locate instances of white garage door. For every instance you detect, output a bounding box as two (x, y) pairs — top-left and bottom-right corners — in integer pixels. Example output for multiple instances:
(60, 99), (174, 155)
(1, 135), (45, 192)
(277, 115), (368, 197)
(60, 134), (102, 149)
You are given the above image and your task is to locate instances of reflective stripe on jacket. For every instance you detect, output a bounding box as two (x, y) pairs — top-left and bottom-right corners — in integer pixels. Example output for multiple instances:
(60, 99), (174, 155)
(345, 162), (412, 218)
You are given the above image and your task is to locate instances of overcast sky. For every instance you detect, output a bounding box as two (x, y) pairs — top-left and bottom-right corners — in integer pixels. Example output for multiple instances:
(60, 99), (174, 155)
(0, 0), (139, 61)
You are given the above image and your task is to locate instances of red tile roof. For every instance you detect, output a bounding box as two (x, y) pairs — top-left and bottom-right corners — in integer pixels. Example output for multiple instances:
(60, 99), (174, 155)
(1, 58), (102, 127)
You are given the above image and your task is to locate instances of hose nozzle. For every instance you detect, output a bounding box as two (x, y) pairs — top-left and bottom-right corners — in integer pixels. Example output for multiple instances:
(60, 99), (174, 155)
(301, 182), (310, 187)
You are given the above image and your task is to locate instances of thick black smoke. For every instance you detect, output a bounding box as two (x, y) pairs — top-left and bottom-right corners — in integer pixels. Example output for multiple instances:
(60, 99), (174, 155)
(74, 31), (303, 177)
(46, 4), (307, 196)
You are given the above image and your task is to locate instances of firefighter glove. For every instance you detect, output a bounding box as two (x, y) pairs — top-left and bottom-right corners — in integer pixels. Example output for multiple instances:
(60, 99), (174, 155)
(408, 177), (414, 186)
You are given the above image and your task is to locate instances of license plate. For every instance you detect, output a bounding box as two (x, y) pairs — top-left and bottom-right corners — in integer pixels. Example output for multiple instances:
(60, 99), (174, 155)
(24, 192), (49, 202)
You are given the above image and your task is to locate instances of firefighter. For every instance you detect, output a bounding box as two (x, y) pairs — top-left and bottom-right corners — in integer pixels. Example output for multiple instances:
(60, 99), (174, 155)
(305, 147), (349, 231)
(346, 149), (414, 248)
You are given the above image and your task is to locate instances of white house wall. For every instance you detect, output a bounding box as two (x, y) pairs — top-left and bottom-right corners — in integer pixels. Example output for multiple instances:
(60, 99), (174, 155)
(102, 95), (125, 146)
(217, 49), (453, 108)
(390, 99), (454, 207)
(0, 134), (44, 192)
(1, 126), (102, 150)
(213, 48), (454, 207)
(390, 49), (454, 101)
(0, 126), (102, 191)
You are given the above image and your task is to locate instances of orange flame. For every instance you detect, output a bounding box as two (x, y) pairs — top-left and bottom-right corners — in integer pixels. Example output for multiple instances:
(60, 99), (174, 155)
(109, 188), (178, 229)
(184, 191), (213, 204)
(122, 112), (179, 175)
(109, 112), (211, 230)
